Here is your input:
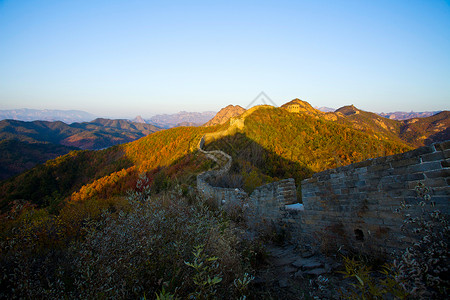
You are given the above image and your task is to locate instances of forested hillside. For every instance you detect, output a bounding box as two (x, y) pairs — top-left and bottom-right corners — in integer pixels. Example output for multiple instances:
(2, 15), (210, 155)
(204, 106), (411, 194)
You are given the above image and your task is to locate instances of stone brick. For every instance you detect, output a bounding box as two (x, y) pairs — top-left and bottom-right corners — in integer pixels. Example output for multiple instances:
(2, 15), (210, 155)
(407, 161), (442, 173)
(358, 185), (379, 193)
(382, 181), (408, 192)
(441, 159), (450, 168)
(431, 187), (450, 196)
(405, 145), (434, 158)
(392, 166), (409, 176)
(444, 149), (450, 159)
(425, 169), (450, 179)
(303, 177), (318, 184)
(431, 196), (450, 208)
(390, 157), (421, 168)
(355, 180), (366, 187)
(437, 140), (450, 151)
(421, 151), (445, 162)
(405, 173), (425, 181)
(317, 174), (331, 181)
(421, 178), (447, 188)
(368, 163), (391, 172)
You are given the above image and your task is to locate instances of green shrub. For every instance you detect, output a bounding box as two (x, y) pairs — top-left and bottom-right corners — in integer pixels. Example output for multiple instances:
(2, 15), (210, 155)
(339, 256), (409, 299)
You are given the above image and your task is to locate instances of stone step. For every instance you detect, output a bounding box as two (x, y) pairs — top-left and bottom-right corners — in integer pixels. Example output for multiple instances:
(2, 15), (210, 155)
(292, 258), (323, 270)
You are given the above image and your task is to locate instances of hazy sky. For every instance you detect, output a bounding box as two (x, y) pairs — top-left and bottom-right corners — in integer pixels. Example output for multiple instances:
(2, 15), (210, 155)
(1, 0), (449, 118)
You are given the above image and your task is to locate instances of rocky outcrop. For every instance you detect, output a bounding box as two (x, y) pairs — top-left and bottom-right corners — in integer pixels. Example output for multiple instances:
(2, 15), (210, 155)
(203, 105), (246, 126)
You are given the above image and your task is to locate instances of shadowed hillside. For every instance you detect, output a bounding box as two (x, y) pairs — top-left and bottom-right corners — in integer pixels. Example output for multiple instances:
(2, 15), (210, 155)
(0, 140), (78, 180)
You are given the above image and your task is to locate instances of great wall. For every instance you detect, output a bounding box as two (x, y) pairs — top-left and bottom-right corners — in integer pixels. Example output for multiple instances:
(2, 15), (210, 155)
(197, 106), (450, 255)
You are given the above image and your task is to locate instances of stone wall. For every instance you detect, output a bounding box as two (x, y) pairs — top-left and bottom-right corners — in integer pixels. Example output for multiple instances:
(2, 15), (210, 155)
(300, 141), (449, 254)
(250, 178), (297, 220)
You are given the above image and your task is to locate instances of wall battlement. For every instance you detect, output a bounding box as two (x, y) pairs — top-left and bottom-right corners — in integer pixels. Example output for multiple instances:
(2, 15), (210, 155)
(300, 141), (449, 254)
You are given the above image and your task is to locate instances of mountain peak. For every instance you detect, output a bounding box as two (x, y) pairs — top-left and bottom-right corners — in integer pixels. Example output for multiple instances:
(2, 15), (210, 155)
(133, 115), (146, 123)
(281, 99), (322, 115)
(335, 105), (361, 116)
(204, 105), (246, 126)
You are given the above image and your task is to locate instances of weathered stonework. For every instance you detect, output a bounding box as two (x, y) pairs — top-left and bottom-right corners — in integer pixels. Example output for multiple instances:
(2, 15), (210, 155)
(300, 141), (450, 254)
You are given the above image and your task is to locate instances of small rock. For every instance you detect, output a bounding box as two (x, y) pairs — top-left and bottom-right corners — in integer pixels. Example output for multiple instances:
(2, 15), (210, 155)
(294, 270), (304, 279)
(292, 258), (323, 270)
(304, 268), (327, 276)
(292, 259), (305, 268)
(302, 261), (323, 270)
(279, 278), (289, 288)
(282, 266), (298, 274)
(273, 256), (297, 267)
(301, 251), (314, 258)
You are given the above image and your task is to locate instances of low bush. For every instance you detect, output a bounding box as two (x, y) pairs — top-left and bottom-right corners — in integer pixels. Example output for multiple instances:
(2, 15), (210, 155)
(0, 184), (254, 299)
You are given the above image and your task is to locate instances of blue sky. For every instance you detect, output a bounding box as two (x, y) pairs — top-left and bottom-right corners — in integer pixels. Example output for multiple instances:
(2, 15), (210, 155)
(0, 0), (449, 118)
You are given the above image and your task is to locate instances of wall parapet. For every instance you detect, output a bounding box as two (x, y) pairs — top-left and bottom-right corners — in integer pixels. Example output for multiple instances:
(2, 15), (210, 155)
(301, 140), (450, 254)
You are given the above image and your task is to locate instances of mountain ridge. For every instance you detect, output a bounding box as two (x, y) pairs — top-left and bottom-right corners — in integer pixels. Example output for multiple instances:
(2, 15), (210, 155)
(0, 118), (161, 150)
(204, 105), (246, 126)
(0, 108), (97, 123)
(145, 111), (216, 128)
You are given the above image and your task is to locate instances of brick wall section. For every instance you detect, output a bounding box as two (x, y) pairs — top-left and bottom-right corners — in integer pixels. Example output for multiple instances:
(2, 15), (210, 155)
(249, 178), (297, 220)
(300, 141), (450, 254)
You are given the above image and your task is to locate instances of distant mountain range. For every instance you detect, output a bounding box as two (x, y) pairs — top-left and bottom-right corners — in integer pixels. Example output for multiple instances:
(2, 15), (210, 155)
(0, 108), (97, 123)
(0, 118), (162, 180)
(3, 107), (440, 127)
(378, 111), (441, 120)
(134, 111), (217, 128)
(0, 118), (161, 150)
(315, 106), (442, 120)
(315, 106), (336, 112)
